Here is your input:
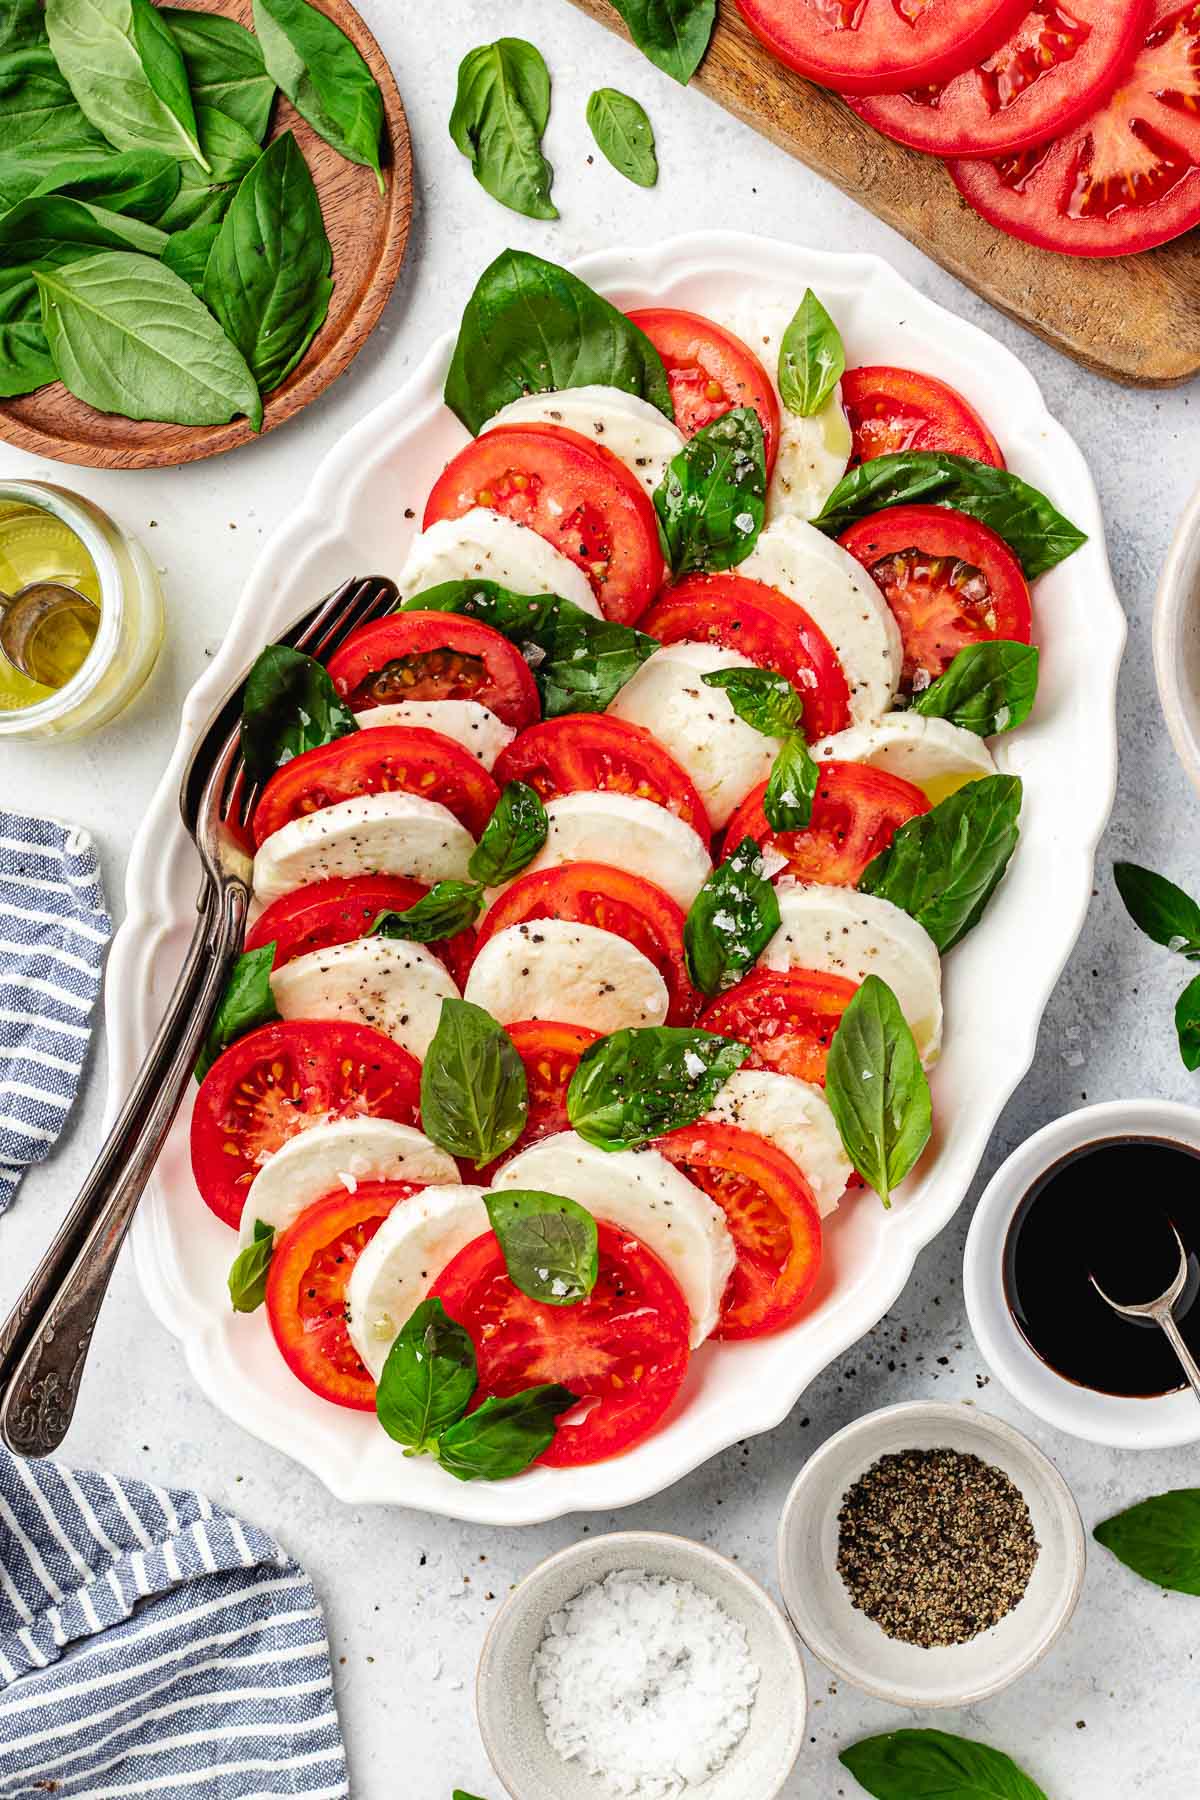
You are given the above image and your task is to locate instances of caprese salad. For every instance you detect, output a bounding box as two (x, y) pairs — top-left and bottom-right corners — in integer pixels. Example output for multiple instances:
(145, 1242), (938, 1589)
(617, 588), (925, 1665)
(191, 250), (1084, 1484)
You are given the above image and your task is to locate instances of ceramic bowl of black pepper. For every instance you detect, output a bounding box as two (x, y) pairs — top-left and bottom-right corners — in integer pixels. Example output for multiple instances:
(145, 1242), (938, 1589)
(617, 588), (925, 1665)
(476, 1529), (808, 1800)
(776, 1402), (1085, 1709)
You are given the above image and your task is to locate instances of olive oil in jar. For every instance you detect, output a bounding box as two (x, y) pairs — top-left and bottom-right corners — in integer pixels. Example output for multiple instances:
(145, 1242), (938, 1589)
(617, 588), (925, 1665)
(0, 498), (101, 712)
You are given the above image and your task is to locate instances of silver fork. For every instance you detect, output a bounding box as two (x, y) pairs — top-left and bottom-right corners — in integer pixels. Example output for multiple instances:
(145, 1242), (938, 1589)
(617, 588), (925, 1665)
(0, 575), (399, 1458)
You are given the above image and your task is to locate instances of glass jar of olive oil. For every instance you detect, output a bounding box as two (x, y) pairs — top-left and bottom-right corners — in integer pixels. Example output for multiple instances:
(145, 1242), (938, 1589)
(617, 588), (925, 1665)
(0, 480), (163, 742)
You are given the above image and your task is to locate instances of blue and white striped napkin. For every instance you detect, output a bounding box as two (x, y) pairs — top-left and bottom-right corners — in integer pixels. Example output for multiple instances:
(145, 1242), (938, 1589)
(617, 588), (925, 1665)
(0, 813), (111, 1211)
(0, 1446), (350, 1797)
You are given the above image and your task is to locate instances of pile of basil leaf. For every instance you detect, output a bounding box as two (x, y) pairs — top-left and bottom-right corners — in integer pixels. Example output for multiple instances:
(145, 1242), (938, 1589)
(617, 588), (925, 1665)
(0, 0), (386, 426)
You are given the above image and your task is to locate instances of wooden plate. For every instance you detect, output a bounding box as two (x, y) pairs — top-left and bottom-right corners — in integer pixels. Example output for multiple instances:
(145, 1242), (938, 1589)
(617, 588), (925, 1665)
(0, 0), (413, 467)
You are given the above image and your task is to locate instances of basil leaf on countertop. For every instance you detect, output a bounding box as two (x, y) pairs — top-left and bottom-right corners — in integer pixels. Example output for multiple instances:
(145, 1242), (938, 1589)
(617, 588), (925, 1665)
(655, 405), (766, 578)
(5, 147), (181, 221)
(45, 0), (208, 169)
(586, 87), (657, 188)
(227, 1219), (274, 1314)
(567, 1025), (750, 1151)
(701, 666), (802, 739)
(452, 1792), (488, 1800)
(160, 215), (221, 298)
(436, 1384), (577, 1482)
(778, 289), (844, 420)
(814, 451), (1086, 581)
(450, 38), (555, 222)
(239, 643), (358, 780)
(444, 248), (673, 436)
(375, 1298), (477, 1455)
(840, 1728), (1048, 1800)
(155, 103), (261, 232)
(196, 943), (279, 1083)
(684, 836), (780, 997)
(0, 0), (45, 56)
(1094, 1489), (1200, 1594)
(485, 1189), (599, 1305)
(825, 976), (931, 1207)
(608, 0), (716, 85)
(252, 0), (384, 193)
(0, 44), (108, 155)
(371, 882), (485, 945)
(468, 781), (548, 886)
(910, 641), (1039, 737)
(162, 8), (276, 142)
(1114, 861), (1200, 959)
(420, 998), (528, 1165)
(1176, 973), (1200, 1073)
(860, 774), (1022, 954)
(763, 732), (818, 833)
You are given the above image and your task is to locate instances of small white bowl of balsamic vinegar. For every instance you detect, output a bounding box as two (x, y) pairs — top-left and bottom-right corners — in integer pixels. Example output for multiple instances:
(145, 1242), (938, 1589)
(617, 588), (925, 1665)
(0, 480), (163, 742)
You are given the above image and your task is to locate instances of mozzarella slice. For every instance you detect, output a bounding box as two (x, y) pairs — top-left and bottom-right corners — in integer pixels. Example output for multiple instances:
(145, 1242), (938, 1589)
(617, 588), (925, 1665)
(740, 516), (901, 727)
(608, 643), (779, 829)
(270, 935), (458, 1063)
(494, 1133), (736, 1347)
(345, 1184), (490, 1378)
(238, 1119), (458, 1248)
(813, 712), (997, 805)
(718, 300), (852, 522)
(397, 509), (600, 617)
(706, 1069), (851, 1219)
(252, 792), (475, 908)
(480, 385), (686, 498)
(354, 700), (515, 770)
(501, 791), (713, 913)
(761, 881), (942, 1064)
(464, 919), (668, 1034)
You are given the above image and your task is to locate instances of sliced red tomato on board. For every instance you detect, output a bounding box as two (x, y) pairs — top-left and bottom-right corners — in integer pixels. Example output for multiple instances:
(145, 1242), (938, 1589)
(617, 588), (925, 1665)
(191, 1021), (421, 1229)
(848, 0), (1151, 160)
(474, 863), (700, 1025)
(641, 573), (852, 742)
(723, 760), (931, 886)
(474, 1021), (601, 1182)
(251, 725), (500, 847)
(266, 1181), (419, 1411)
(842, 366), (1005, 469)
(625, 307), (781, 475)
(735, 0), (1030, 94)
(423, 423), (664, 626)
(432, 1221), (691, 1466)
(325, 612), (540, 729)
(948, 0), (1200, 256)
(700, 968), (858, 1086)
(244, 874), (475, 988)
(494, 714), (711, 839)
(838, 504), (1033, 691)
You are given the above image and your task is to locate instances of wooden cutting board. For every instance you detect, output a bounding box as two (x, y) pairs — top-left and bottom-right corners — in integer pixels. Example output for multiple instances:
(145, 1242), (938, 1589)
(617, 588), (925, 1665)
(567, 0), (1200, 388)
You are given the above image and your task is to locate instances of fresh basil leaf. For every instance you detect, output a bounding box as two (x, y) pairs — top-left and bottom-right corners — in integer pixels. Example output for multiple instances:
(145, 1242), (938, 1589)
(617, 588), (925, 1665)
(372, 884), (485, 944)
(155, 103), (261, 232)
(468, 781), (548, 886)
(444, 248), (673, 437)
(825, 976), (931, 1206)
(452, 1792), (488, 1800)
(586, 87), (657, 187)
(162, 8), (275, 142)
(778, 289), (844, 419)
(436, 1384), (577, 1482)
(8, 148), (181, 221)
(227, 1219), (274, 1314)
(655, 406), (766, 577)
(684, 836), (781, 997)
(1114, 861), (1200, 959)
(763, 732), (818, 832)
(196, 943), (279, 1083)
(0, 45), (107, 155)
(567, 1025), (750, 1151)
(910, 641), (1038, 736)
(375, 1298), (477, 1455)
(160, 215), (220, 299)
(814, 451), (1086, 581)
(45, 0), (208, 169)
(841, 1729), (1048, 1800)
(860, 774), (1022, 953)
(1177, 974), (1200, 1072)
(485, 1189), (598, 1306)
(0, 0), (45, 57)
(450, 38), (555, 221)
(252, 0), (384, 194)
(1094, 1489), (1200, 1594)
(701, 666), (802, 738)
(240, 643), (357, 779)
(608, 0), (716, 84)
(420, 998), (528, 1164)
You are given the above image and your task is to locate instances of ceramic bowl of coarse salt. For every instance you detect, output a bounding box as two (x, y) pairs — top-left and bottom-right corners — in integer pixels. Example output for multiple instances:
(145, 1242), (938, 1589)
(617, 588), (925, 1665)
(476, 1530), (807, 1800)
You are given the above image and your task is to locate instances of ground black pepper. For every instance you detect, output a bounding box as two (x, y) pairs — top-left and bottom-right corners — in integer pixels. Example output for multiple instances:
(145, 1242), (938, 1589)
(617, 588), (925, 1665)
(836, 1447), (1039, 1647)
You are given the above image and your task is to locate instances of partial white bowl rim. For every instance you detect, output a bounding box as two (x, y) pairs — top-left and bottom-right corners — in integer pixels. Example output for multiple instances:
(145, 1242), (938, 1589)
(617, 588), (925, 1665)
(1153, 479), (1200, 794)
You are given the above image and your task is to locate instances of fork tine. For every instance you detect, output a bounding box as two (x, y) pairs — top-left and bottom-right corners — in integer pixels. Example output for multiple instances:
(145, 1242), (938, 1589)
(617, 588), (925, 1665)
(305, 575), (399, 664)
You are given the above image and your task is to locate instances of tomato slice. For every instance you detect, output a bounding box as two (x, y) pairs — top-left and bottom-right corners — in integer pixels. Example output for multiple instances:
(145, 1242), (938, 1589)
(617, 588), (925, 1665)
(475, 1020), (601, 1182)
(848, 1), (1151, 159)
(266, 1181), (418, 1410)
(244, 874), (475, 988)
(494, 714), (711, 839)
(838, 504), (1033, 692)
(474, 863), (700, 1025)
(625, 307), (781, 475)
(191, 1021), (421, 1229)
(641, 573), (851, 741)
(948, 0), (1200, 256)
(325, 611), (540, 729)
(842, 366), (1005, 469)
(723, 760), (931, 886)
(251, 725), (500, 847)
(735, 0), (1030, 94)
(700, 968), (858, 1086)
(432, 1221), (691, 1466)
(423, 423), (665, 626)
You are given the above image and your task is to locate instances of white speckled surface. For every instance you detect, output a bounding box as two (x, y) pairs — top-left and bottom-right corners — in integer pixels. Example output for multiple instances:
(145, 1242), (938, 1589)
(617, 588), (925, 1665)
(2, 4), (1198, 1794)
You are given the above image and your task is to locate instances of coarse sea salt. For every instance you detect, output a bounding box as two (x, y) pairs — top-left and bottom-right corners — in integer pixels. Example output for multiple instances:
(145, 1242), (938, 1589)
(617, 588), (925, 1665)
(531, 1568), (760, 1799)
